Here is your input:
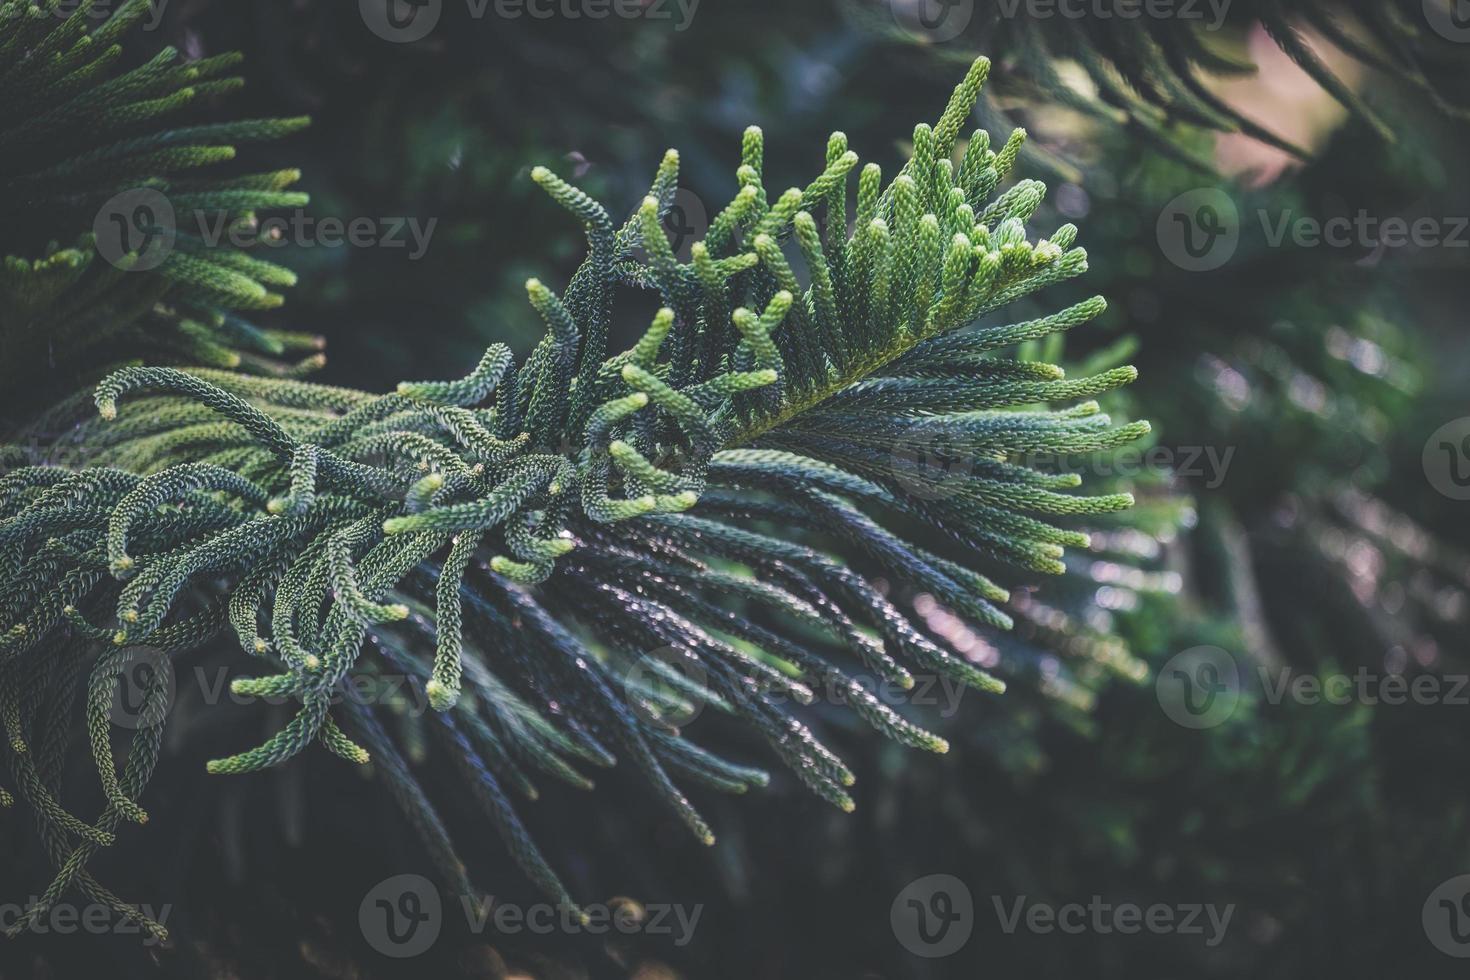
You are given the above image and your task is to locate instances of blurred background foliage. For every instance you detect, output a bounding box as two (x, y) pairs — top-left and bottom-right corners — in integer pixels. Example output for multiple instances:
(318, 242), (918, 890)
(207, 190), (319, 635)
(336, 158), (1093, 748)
(7, 1), (1470, 977)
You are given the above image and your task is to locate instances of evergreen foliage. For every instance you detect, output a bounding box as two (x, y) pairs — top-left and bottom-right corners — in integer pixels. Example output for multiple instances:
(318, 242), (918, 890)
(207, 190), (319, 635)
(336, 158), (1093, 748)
(0, 55), (1154, 939)
(0, 0), (314, 418)
(853, 0), (1470, 172)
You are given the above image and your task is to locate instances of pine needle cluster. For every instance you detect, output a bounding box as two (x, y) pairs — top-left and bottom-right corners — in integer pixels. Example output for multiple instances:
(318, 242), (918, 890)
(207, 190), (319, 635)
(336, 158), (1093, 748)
(1, 54), (1151, 938)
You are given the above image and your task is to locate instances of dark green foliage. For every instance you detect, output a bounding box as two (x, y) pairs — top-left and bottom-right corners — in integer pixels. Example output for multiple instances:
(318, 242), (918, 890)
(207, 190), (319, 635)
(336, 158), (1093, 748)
(1072, 130), (1468, 684)
(0, 0), (315, 417)
(0, 57), (1157, 938)
(851, 0), (1470, 173)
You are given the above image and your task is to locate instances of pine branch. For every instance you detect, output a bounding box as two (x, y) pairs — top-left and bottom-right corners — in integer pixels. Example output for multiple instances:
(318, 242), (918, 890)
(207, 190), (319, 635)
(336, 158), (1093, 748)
(1, 54), (1154, 936)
